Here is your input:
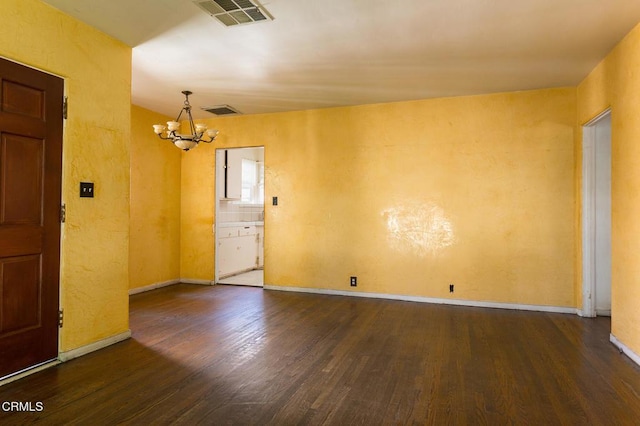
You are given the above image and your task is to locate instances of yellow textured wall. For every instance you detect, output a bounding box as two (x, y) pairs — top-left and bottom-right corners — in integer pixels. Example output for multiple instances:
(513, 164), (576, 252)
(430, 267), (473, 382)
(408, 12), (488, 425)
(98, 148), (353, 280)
(1, 0), (131, 351)
(182, 88), (576, 308)
(130, 106), (181, 289)
(180, 139), (216, 282)
(578, 22), (640, 356)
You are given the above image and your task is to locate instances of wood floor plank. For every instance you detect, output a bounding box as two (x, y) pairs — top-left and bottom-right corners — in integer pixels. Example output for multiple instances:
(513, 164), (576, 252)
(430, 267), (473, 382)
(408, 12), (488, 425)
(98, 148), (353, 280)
(1, 284), (640, 424)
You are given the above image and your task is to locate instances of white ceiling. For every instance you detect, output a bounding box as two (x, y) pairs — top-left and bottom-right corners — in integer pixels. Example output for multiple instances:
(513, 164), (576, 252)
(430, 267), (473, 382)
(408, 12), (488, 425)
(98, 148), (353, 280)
(41, 0), (640, 119)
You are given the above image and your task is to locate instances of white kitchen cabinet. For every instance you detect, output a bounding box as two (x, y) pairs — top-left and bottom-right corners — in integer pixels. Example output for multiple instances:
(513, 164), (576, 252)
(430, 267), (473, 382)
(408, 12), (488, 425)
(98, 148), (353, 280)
(217, 226), (258, 277)
(225, 149), (243, 199)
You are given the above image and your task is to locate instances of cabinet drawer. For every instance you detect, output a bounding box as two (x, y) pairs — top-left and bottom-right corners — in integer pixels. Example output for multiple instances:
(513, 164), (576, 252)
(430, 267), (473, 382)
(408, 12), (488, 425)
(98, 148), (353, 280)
(238, 226), (256, 236)
(218, 225), (257, 238)
(219, 227), (240, 238)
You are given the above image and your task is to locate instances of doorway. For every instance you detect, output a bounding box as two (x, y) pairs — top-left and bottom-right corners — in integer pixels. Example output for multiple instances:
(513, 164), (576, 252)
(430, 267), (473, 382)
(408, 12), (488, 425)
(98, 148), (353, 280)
(0, 57), (64, 378)
(215, 147), (264, 287)
(582, 110), (612, 318)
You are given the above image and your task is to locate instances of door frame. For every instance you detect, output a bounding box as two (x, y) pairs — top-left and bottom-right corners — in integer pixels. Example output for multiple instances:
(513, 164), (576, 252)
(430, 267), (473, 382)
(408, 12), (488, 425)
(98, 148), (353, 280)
(581, 109), (611, 318)
(214, 146), (265, 286)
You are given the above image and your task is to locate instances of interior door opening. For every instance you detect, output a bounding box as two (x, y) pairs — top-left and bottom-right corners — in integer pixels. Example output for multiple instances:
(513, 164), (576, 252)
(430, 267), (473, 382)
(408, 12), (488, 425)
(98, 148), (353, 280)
(582, 110), (612, 318)
(215, 147), (264, 287)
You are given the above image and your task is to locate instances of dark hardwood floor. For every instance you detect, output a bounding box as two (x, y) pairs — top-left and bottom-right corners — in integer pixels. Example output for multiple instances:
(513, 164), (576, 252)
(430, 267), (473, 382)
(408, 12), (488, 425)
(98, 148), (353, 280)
(1, 284), (640, 424)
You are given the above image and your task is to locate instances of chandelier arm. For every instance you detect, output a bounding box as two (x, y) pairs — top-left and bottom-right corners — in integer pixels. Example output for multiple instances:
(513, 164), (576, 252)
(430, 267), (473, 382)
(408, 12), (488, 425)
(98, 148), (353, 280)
(175, 108), (186, 122)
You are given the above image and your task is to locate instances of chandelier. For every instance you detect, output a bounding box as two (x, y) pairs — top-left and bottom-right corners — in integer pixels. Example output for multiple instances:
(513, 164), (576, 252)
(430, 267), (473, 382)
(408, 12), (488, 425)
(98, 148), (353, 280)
(153, 90), (218, 151)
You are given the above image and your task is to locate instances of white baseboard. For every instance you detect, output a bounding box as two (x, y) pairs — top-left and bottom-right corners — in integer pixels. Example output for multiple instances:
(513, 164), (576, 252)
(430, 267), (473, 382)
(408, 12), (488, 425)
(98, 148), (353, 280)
(610, 334), (640, 367)
(58, 330), (131, 362)
(129, 279), (180, 295)
(181, 278), (215, 286)
(263, 285), (578, 315)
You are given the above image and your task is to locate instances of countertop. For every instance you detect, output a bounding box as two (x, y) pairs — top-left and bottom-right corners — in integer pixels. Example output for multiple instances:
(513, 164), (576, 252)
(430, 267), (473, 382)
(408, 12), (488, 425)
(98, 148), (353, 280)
(217, 221), (264, 228)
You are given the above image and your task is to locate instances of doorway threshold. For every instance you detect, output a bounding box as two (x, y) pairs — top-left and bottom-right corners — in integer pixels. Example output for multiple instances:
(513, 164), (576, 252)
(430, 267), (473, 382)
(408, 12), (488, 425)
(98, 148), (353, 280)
(0, 359), (60, 387)
(218, 270), (263, 287)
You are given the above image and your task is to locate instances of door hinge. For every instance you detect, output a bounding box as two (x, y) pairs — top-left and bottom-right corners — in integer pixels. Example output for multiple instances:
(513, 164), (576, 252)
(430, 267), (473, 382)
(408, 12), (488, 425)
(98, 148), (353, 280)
(58, 309), (64, 328)
(60, 203), (66, 223)
(256, 256), (260, 266)
(63, 96), (68, 120)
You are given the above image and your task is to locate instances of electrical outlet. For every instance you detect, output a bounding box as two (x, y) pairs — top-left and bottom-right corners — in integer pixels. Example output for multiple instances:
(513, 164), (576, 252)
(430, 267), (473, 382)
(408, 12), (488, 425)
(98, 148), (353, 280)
(449, 284), (454, 293)
(350, 276), (357, 287)
(272, 196), (278, 206)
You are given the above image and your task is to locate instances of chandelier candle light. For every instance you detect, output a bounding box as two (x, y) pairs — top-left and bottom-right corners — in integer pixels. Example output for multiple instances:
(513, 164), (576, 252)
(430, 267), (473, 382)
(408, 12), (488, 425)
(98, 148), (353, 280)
(153, 90), (219, 151)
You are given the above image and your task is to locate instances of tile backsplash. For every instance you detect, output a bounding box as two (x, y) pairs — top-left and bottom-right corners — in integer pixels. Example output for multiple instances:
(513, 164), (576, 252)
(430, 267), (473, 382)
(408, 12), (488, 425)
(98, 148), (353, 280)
(218, 201), (264, 223)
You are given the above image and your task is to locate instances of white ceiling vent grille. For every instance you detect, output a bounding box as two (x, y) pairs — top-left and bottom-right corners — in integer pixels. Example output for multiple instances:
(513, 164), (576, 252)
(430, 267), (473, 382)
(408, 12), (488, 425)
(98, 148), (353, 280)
(202, 105), (242, 116)
(193, 0), (273, 27)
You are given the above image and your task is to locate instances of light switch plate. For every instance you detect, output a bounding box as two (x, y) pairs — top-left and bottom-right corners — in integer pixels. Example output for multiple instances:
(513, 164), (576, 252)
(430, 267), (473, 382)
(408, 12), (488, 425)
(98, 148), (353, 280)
(80, 182), (94, 198)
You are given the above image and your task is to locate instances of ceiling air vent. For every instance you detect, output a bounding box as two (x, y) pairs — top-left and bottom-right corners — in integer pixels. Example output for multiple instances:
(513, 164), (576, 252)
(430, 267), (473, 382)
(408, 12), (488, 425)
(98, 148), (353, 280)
(193, 0), (273, 27)
(202, 105), (241, 116)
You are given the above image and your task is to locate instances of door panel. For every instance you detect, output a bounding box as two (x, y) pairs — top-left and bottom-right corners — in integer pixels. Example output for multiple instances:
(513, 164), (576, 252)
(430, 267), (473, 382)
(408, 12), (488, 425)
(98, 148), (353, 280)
(2, 134), (44, 224)
(1, 256), (41, 334)
(2, 79), (45, 119)
(0, 57), (63, 378)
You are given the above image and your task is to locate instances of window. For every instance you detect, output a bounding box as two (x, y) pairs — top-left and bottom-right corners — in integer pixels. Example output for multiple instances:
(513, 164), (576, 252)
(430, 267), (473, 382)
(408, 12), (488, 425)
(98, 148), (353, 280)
(241, 159), (264, 204)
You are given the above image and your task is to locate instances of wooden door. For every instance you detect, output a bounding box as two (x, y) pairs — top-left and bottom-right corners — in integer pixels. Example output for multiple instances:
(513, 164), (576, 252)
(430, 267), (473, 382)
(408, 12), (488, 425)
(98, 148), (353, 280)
(0, 57), (63, 378)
